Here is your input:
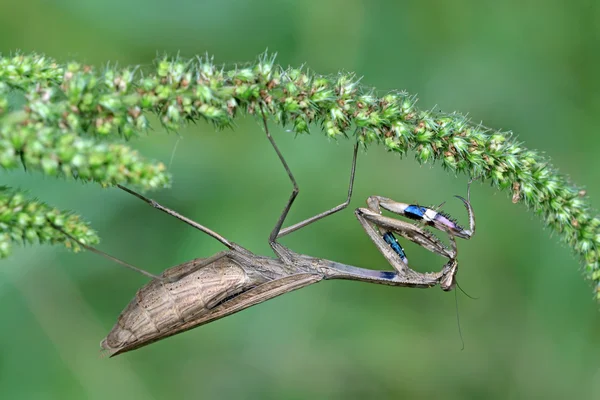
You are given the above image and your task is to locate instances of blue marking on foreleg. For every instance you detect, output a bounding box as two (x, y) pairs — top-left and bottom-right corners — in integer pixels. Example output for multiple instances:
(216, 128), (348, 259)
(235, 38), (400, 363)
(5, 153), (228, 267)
(378, 271), (397, 280)
(383, 232), (408, 263)
(404, 205), (427, 220)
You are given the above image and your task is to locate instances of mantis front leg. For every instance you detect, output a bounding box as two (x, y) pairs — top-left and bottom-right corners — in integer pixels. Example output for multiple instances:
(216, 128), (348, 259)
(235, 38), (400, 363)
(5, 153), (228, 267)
(356, 193), (475, 291)
(367, 194), (475, 239)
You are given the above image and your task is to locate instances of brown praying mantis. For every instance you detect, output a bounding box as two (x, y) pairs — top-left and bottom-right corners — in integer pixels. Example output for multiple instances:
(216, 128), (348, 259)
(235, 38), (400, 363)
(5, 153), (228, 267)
(55, 109), (475, 357)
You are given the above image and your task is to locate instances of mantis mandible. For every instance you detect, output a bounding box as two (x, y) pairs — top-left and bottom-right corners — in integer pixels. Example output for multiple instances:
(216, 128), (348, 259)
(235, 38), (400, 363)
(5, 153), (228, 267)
(56, 108), (475, 357)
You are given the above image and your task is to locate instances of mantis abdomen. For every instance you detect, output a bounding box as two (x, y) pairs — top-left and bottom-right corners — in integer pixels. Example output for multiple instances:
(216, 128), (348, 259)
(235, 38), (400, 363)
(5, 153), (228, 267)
(101, 255), (260, 355)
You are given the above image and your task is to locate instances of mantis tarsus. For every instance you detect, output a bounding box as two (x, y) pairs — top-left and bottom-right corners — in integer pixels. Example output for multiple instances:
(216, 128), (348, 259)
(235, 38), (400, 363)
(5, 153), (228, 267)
(56, 110), (476, 357)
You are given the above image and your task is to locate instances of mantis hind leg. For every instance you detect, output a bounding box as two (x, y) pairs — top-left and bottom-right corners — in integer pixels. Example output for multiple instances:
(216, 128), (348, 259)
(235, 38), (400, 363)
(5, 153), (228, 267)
(117, 185), (234, 249)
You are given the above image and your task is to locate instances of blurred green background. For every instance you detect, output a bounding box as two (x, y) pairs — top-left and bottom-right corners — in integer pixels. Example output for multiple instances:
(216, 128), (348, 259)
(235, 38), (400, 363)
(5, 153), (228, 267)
(1, 0), (599, 399)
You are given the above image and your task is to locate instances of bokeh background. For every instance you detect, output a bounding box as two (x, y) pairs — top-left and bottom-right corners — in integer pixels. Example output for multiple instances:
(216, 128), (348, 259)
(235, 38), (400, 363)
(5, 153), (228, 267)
(1, 0), (599, 399)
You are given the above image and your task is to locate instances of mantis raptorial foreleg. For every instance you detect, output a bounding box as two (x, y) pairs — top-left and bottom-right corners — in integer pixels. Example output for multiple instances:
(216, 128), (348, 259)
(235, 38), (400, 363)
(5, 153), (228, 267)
(354, 185), (476, 291)
(355, 207), (460, 290)
(355, 208), (456, 269)
(367, 194), (475, 240)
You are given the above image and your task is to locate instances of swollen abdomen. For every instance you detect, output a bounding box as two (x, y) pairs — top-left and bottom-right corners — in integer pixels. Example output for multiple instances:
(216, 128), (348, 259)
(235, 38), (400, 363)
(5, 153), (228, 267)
(101, 258), (251, 354)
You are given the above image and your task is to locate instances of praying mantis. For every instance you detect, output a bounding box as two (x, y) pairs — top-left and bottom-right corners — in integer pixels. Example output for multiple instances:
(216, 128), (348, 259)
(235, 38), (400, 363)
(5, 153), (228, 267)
(56, 109), (476, 357)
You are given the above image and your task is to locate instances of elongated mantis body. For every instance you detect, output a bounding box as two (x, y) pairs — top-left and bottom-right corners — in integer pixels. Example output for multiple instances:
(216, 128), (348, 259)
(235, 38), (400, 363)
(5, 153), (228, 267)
(58, 110), (475, 357)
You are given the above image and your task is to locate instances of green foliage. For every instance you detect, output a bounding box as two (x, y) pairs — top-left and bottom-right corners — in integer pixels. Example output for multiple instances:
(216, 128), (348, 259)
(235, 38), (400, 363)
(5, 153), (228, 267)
(0, 186), (99, 258)
(0, 51), (599, 300)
